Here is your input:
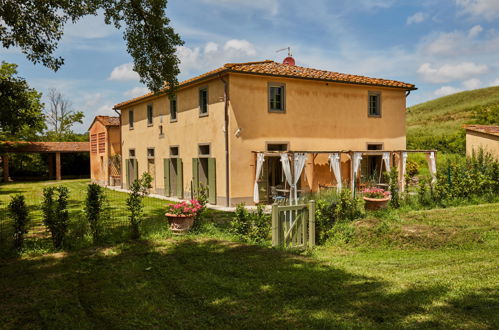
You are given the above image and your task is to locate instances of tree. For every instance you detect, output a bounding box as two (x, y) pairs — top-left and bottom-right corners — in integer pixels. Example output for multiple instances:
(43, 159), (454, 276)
(0, 61), (45, 139)
(45, 89), (84, 140)
(0, 0), (184, 92)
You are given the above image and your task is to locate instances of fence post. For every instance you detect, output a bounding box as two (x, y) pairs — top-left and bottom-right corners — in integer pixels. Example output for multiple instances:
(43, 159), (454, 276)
(308, 200), (316, 248)
(271, 203), (279, 247)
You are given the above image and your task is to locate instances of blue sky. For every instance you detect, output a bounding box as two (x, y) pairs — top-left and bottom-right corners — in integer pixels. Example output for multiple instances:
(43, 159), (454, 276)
(2, 0), (499, 133)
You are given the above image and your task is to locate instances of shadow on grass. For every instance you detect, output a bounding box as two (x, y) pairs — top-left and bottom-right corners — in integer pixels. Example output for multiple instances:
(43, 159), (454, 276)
(1, 239), (495, 328)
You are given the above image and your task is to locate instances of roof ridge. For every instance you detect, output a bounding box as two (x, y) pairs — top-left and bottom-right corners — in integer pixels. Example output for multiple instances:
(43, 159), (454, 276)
(224, 60), (274, 68)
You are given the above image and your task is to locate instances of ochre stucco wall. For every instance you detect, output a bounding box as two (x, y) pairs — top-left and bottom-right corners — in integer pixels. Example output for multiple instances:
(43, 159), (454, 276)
(118, 72), (408, 205)
(466, 131), (499, 160)
(228, 73), (407, 203)
(120, 78), (227, 202)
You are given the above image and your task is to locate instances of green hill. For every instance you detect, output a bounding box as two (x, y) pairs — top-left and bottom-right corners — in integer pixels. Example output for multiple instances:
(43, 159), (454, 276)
(407, 86), (499, 154)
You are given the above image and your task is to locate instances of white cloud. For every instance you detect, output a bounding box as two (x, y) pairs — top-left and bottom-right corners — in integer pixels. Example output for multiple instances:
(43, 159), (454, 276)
(204, 42), (218, 54)
(223, 39), (257, 56)
(108, 63), (139, 81)
(462, 78), (481, 89)
(456, 0), (499, 20)
(489, 78), (499, 86)
(468, 25), (483, 38)
(407, 12), (425, 24)
(434, 86), (462, 97)
(417, 62), (488, 83)
(123, 86), (149, 98)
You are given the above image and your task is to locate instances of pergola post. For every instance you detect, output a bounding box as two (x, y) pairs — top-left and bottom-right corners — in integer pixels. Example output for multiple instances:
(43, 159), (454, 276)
(2, 154), (10, 182)
(55, 152), (61, 181)
(397, 152), (404, 193)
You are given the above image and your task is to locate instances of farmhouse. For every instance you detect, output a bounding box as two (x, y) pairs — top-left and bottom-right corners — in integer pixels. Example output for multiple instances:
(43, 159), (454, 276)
(464, 124), (499, 160)
(89, 116), (121, 186)
(114, 58), (423, 206)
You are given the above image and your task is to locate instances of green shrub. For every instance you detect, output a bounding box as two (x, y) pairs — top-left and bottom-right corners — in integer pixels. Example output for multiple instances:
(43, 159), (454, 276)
(8, 194), (29, 250)
(42, 186), (69, 249)
(191, 184), (209, 232)
(84, 183), (107, 242)
(388, 167), (400, 209)
(313, 189), (364, 244)
(231, 204), (270, 243)
(126, 172), (153, 239)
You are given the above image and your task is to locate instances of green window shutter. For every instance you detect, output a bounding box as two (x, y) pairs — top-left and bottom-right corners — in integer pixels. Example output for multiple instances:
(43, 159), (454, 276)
(132, 159), (138, 183)
(208, 157), (216, 204)
(192, 158), (199, 197)
(164, 158), (171, 196)
(125, 159), (130, 189)
(177, 158), (183, 199)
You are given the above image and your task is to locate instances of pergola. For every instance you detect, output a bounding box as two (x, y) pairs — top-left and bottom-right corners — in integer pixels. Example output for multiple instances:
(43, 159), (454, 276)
(252, 149), (437, 204)
(0, 141), (90, 182)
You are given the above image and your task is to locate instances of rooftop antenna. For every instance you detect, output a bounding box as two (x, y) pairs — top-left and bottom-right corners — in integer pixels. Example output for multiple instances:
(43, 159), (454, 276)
(276, 47), (292, 56)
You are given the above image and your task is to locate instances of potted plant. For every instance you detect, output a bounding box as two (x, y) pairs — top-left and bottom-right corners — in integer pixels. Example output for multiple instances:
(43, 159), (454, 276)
(165, 200), (202, 234)
(361, 187), (391, 211)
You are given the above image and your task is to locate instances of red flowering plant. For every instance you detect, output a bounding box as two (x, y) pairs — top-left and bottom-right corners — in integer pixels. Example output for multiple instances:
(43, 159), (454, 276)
(361, 187), (391, 199)
(165, 200), (203, 217)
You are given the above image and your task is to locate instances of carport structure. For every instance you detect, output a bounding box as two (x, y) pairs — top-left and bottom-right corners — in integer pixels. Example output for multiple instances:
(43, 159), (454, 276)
(0, 141), (90, 181)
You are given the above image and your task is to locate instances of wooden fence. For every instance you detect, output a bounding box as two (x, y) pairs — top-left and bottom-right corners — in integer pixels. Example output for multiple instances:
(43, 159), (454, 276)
(271, 200), (316, 249)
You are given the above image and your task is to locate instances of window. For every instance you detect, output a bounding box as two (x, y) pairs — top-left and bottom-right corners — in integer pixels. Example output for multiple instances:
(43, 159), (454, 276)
(147, 148), (155, 159)
(147, 104), (153, 126)
(129, 149), (136, 158)
(90, 134), (97, 153)
(98, 132), (106, 153)
(367, 143), (383, 150)
(159, 125), (164, 136)
(170, 97), (177, 121)
(268, 83), (285, 112)
(267, 143), (288, 152)
(198, 144), (210, 157)
(199, 88), (208, 116)
(368, 92), (381, 117)
(129, 110), (134, 129)
(170, 146), (179, 157)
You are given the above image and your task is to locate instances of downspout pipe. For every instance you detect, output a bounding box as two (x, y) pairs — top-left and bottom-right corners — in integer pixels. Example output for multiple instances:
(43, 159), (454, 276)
(220, 74), (230, 207)
(113, 108), (123, 189)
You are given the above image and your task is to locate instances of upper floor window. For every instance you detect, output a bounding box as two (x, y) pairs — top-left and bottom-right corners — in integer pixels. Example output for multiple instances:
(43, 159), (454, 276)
(170, 97), (177, 121)
(129, 110), (134, 129)
(147, 104), (153, 126)
(90, 134), (97, 153)
(170, 146), (179, 157)
(129, 149), (136, 158)
(198, 144), (210, 157)
(368, 92), (381, 117)
(98, 132), (106, 154)
(268, 83), (285, 112)
(199, 87), (208, 116)
(147, 148), (155, 159)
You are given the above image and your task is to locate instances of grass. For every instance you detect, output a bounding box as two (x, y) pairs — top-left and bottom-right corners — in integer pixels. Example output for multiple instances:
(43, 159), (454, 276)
(1, 180), (498, 328)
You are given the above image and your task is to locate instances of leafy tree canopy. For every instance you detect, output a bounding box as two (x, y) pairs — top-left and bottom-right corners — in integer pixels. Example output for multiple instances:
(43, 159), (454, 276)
(0, 61), (45, 140)
(0, 0), (184, 92)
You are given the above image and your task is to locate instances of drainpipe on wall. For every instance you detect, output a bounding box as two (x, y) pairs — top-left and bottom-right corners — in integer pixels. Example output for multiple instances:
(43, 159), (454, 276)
(113, 108), (123, 189)
(220, 74), (230, 207)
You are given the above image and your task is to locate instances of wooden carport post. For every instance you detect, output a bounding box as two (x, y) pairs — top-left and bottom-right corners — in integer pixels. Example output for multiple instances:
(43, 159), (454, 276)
(2, 154), (9, 182)
(55, 152), (61, 181)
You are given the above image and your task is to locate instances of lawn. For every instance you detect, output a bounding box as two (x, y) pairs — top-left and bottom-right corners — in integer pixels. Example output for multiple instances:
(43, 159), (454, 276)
(0, 180), (498, 329)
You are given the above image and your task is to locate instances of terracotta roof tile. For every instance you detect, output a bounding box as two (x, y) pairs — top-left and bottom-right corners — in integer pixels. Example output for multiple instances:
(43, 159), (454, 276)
(96, 116), (120, 126)
(114, 60), (416, 109)
(0, 141), (90, 153)
(464, 124), (499, 137)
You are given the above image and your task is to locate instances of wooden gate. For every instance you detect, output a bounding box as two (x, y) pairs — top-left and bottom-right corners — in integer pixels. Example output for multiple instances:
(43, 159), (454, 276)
(271, 200), (316, 249)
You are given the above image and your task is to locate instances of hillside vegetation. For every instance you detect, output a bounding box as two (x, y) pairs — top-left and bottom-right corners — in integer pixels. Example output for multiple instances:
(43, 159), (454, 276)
(407, 86), (499, 154)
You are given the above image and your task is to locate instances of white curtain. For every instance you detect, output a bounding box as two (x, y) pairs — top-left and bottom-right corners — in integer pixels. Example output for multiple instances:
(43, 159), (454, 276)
(351, 152), (363, 191)
(253, 153), (265, 203)
(382, 152), (391, 173)
(292, 153), (308, 204)
(328, 153), (342, 191)
(400, 152), (408, 192)
(280, 153), (293, 190)
(427, 151), (437, 184)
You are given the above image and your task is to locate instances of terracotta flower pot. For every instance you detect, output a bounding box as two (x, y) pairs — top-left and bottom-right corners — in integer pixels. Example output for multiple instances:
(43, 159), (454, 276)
(363, 196), (391, 211)
(165, 213), (195, 234)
